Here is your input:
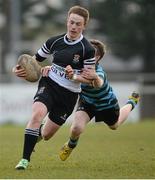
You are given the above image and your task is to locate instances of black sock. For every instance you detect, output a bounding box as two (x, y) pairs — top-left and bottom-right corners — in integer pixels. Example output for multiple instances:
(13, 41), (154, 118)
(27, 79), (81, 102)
(22, 128), (39, 161)
(68, 137), (79, 149)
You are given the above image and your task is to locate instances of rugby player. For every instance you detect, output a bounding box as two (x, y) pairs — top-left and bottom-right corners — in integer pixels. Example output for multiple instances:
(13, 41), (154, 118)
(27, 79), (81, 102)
(59, 39), (140, 161)
(13, 6), (95, 170)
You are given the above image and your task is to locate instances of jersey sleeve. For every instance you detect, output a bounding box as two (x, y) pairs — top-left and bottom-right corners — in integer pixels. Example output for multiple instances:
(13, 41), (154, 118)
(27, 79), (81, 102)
(96, 65), (105, 82)
(83, 48), (95, 69)
(35, 36), (59, 62)
(35, 39), (50, 62)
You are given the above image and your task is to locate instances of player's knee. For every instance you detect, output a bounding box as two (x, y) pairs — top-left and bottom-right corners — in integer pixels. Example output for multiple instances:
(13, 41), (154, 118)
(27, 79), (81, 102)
(28, 118), (40, 128)
(32, 111), (44, 121)
(30, 114), (42, 126)
(42, 135), (50, 141)
(31, 105), (46, 124)
(71, 125), (83, 136)
(42, 132), (50, 141)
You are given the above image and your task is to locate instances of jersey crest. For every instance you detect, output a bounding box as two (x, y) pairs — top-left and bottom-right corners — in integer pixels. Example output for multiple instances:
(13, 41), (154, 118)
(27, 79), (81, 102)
(72, 54), (80, 64)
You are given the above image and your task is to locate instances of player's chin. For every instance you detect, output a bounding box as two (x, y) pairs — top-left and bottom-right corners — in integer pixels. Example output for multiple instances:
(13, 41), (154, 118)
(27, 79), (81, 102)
(69, 32), (78, 39)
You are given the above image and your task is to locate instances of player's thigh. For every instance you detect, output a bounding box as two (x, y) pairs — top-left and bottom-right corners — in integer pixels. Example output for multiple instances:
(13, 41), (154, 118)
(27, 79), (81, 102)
(32, 101), (48, 118)
(95, 106), (120, 126)
(42, 118), (60, 140)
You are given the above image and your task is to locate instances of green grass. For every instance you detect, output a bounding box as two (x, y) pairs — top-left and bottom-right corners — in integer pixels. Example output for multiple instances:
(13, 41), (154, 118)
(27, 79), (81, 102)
(0, 120), (155, 179)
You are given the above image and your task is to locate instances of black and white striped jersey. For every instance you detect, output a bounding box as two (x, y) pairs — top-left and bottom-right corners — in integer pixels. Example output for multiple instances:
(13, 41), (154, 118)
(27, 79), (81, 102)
(35, 33), (95, 92)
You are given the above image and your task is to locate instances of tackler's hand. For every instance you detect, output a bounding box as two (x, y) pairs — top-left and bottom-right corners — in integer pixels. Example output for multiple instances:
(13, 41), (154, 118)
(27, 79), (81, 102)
(81, 68), (97, 80)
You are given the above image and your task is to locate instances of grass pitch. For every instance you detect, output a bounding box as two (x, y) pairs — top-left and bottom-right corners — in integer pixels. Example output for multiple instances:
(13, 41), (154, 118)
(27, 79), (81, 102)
(0, 120), (155, 179)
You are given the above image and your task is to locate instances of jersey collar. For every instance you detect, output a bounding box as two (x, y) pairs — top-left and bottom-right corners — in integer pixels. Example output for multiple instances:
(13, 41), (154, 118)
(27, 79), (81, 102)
(64, 34), (83, 45)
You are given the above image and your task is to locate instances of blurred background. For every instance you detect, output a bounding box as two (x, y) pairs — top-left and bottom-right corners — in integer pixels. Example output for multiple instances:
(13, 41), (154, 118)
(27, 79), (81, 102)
(0, 0), (155, 124)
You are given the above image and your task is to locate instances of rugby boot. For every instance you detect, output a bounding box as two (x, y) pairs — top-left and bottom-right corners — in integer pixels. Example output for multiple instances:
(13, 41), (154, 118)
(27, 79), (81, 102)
(59, 143), (73, 161)
(127, 91), (140, 110)
(15, 158), (29, 170)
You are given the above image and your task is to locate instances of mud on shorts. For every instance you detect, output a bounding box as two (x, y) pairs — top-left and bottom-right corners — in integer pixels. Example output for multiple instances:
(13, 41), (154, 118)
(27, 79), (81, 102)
(34, 77), (78, 126)
(77, 98), (120, 126)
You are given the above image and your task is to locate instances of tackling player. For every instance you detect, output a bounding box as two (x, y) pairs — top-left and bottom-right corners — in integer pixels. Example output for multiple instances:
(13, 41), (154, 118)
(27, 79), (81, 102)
(59, 39), (140, 161)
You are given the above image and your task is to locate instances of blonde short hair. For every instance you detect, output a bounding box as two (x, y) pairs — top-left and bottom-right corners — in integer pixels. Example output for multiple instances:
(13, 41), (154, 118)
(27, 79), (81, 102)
(68, 6), (89, 25)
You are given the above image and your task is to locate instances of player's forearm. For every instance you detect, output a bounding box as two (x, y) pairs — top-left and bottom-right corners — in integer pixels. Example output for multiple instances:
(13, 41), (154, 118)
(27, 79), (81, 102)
(92, 75), (104, 88)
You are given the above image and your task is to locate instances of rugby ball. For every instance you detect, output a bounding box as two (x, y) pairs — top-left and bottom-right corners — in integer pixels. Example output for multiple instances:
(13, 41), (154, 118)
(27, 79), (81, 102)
(18, 54), (41, 82)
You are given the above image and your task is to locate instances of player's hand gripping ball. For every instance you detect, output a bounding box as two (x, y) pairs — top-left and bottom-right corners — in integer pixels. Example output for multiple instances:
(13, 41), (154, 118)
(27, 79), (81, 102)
(17, 54), (41, 82)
